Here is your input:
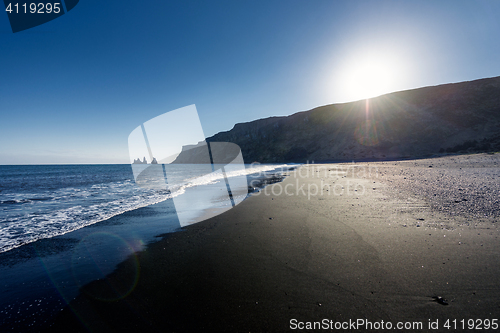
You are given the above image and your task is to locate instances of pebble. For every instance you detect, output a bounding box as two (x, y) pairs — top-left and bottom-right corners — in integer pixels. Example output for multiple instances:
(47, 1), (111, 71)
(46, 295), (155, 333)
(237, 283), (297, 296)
(433, 296), (449, 305)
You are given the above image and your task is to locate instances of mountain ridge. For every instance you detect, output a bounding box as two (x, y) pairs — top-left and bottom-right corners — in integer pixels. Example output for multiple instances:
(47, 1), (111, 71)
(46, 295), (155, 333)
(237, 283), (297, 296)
(206, 76), (500, 163)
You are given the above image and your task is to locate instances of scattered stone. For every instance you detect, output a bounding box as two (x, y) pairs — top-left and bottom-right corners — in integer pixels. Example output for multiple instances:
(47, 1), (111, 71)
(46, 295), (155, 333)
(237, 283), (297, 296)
(433, 296), (449, 305)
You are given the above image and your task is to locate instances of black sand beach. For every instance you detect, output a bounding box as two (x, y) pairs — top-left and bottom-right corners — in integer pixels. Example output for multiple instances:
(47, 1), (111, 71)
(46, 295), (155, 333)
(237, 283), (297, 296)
(48, 154), (500, 332)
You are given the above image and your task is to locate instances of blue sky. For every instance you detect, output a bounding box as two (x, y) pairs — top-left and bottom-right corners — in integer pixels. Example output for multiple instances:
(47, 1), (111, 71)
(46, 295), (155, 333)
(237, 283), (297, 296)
(1, 0), (500, 164)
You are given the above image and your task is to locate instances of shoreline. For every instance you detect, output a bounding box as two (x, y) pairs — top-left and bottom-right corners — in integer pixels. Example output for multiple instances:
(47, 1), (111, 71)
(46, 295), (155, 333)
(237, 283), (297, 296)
(0, 164), (291, 332)
(0, 199), (181, 332)
(48, 154), (500, 332)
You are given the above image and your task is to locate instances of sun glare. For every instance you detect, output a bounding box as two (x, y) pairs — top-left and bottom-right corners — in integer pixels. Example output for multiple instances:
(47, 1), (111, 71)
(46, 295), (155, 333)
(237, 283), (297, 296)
(350, 62), (392, 99)
(333, 51), (405, 102)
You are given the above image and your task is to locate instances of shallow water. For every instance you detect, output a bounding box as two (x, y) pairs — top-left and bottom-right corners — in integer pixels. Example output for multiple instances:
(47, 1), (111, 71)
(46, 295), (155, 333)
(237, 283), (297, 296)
(0, 163), (293, 331)
(0, 199), (179, 331)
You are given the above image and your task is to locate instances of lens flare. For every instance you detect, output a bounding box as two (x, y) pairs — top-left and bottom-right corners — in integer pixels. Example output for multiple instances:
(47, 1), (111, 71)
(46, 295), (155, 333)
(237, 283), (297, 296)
(70, 232), (140, 302)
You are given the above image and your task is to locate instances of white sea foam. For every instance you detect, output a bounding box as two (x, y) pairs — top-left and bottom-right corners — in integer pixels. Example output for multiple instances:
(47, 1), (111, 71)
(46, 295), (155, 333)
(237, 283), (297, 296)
(0, 164), (291, 253)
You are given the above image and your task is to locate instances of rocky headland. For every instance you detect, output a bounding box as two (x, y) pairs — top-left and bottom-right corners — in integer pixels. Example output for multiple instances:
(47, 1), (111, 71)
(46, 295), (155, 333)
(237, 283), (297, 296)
(206, 76), (500, 163)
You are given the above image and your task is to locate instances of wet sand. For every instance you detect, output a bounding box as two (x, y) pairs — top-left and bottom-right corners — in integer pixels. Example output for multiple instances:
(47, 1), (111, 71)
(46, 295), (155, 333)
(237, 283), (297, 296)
(48, 154), (500, 332)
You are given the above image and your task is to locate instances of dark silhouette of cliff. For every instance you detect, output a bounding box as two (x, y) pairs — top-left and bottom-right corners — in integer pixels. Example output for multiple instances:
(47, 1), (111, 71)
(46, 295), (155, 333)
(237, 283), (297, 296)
(205, 76), (500, 163)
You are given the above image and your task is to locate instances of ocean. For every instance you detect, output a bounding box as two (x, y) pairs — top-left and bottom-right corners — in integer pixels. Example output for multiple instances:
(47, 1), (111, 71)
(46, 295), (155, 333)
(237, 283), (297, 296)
(0, 163), (292, 331)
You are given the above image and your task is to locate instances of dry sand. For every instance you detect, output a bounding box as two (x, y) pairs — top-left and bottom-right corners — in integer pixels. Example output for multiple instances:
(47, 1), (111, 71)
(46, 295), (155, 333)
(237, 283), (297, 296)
(48, 153), (500, 332)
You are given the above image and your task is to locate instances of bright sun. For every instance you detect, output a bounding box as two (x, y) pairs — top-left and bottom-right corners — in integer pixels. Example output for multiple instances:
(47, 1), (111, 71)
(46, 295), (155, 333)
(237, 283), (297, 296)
(349, 62), (392, 99)
(334, 52), (401, 102)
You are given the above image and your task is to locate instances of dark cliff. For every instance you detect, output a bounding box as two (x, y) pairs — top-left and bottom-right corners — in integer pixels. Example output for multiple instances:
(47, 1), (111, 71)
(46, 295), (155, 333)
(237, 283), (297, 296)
(206, 76), (500, 163)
